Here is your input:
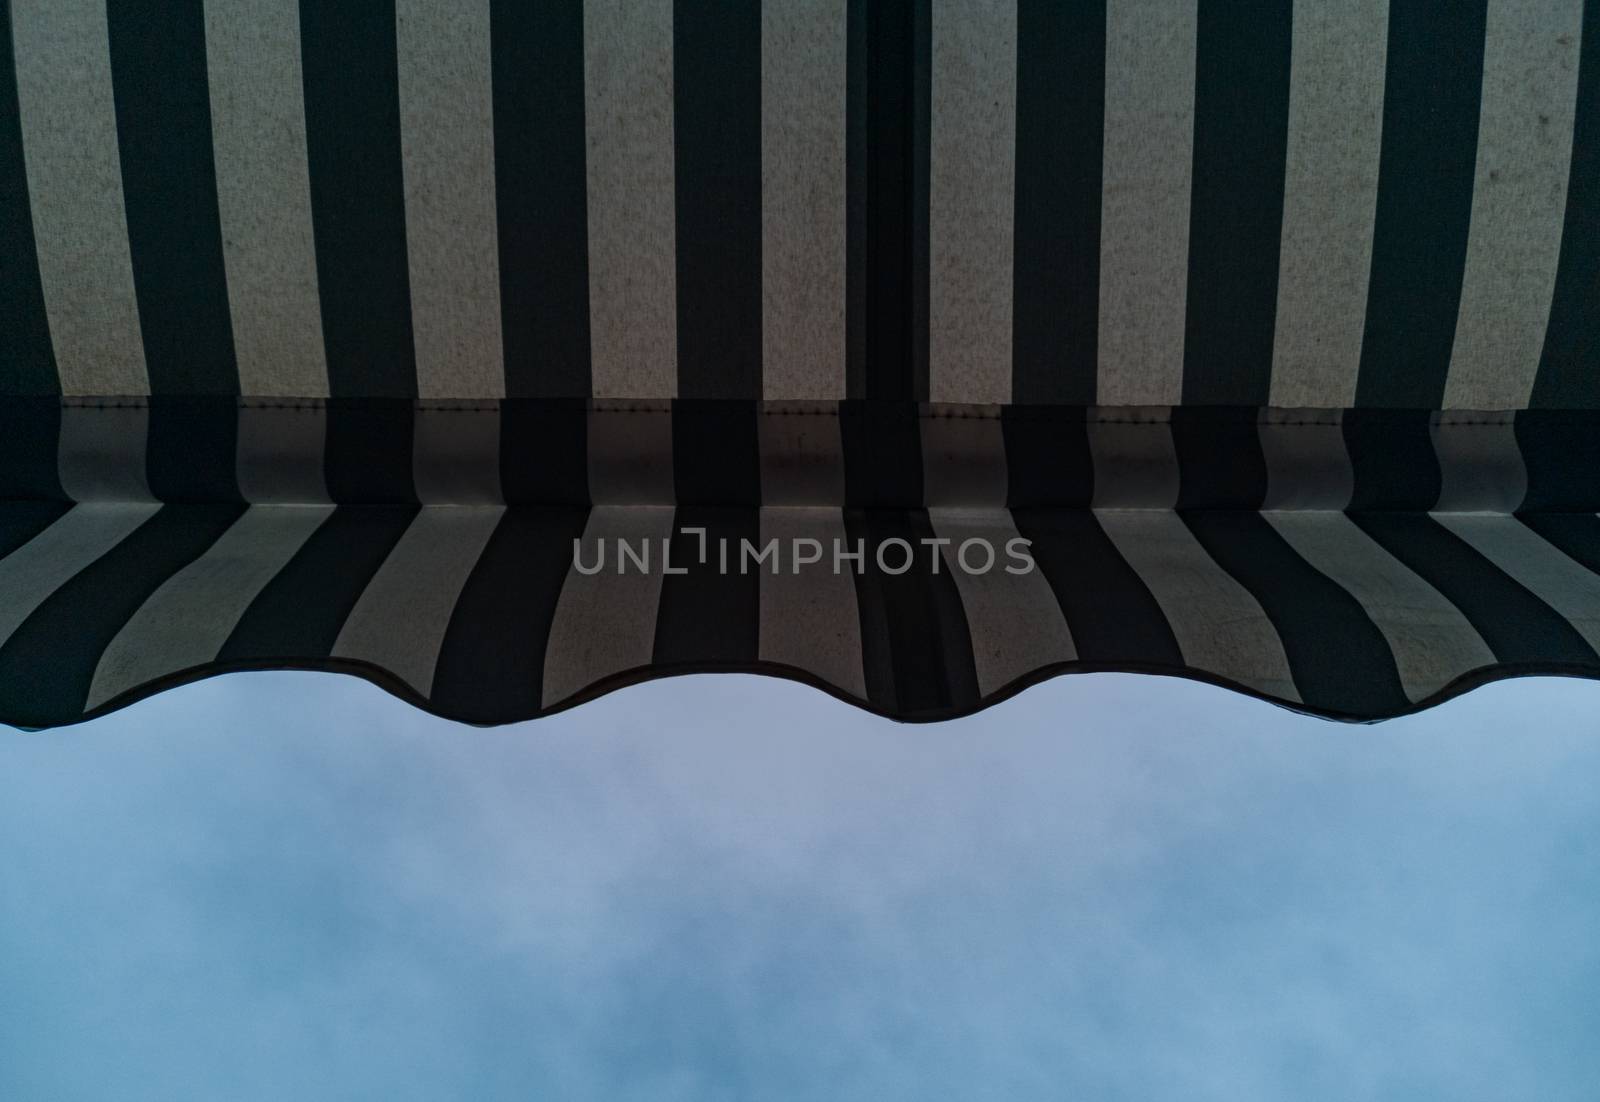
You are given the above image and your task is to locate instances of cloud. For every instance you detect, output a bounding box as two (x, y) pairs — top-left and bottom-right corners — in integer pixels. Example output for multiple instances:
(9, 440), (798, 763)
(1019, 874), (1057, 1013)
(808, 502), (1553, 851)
(2, 671), (1598, 1100)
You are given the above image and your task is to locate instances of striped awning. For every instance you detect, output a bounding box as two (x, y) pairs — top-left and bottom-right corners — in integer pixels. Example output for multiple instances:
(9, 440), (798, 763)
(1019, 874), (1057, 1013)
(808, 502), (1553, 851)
(2, 1), (1598, 727)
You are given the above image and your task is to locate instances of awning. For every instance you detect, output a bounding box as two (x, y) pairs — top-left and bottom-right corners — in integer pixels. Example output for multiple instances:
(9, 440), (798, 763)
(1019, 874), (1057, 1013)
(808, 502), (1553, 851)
(2, 2), (1598, 727)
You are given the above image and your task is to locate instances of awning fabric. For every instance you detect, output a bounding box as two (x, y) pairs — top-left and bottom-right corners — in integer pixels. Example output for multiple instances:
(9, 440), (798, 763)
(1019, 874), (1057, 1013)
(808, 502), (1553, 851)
(2, 2), (1598, 727)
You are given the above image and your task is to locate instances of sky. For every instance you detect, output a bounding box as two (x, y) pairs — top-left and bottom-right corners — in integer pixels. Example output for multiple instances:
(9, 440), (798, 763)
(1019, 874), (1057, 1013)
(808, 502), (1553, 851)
(1, 670), (1598, 1101)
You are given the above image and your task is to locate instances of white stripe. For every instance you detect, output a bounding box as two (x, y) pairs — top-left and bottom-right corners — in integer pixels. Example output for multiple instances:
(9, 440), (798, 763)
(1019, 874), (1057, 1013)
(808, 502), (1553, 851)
(542, 505), (674, 705)
(1431, 415), (1527, 513)
(758, 506), (866, 698)
(332, 505), (505, 696)
(57, 405), (152, 503)
(1097, 0), (1197, 405)
(396, 0), (505, 399)
(413, 406), (503, 504)
(86, 505), (333, 709)
(11, 0), (148, 396)
(1266, 511), (1496, 702)
(1097, 509), (1299, 701)
(758, 409), (846, 504)
(1435, 513), (1600, 655)
(930, 507), (1074, 697)
(1269, 0), (1389, 409)
(203, 0), (329, 397)
(761, 0), (848, 400)
(587, 407), (675, 505)
(1258, 409), (1354, 510)
(1444, 0), (1585, 410)
(1087, 416), (1180, 509)
(0, 505), (158, 648)
(928, 0), (1017, 404)
(922, 414), (1009, 506)
(584, 0), (677, 399)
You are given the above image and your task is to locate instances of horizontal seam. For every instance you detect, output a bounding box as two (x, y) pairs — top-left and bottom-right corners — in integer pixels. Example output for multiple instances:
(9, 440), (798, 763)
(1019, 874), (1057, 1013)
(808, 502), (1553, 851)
(46, 397), (1543, 428)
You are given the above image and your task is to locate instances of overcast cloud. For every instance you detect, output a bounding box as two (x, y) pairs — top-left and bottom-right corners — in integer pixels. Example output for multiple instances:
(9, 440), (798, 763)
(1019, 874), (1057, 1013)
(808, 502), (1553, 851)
(2, 671), (1597, 1100)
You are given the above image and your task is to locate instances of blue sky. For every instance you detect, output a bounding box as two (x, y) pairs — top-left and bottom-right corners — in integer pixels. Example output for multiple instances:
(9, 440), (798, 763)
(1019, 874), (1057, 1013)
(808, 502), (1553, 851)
(2, 670), (1598, 1100)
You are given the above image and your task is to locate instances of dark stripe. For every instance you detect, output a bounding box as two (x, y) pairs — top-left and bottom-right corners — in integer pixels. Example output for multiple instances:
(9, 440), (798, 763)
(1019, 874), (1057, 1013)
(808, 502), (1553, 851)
(909, 0), (930, 402)
(324, 398), (416, 504)
(1172, 406), (1268, 509)
(1517, 410), (1600, 512)
(1001, 406), (1094, 507)
(1009, 507), (1183, 667)
(847, 515), (898, 705)
(0, 500), (72, 559)
(105, 0), (237, 395)
(1011, 0), (1105, 405)
(430, 506), (591, 720)
(1517, 511), (1600, 576)
(490, 0), (591, 398)
(657, 401), (762, 667)
(1354, 0), (1488, 409)
(299, 0), (416, 397)
(0, 396), (64, 500)
(1181, 0), (1292, 406)
(218, 505), (418, 661)
(1350, 511), (1599, 666)
(842, 507), (978, 715)
(1183, 511), (1409, 715)
(500, 399), (589, 505)
(0, 503), (243, 726)
(147, 396), (240, 502)
(840, 400), (923, 507)
(1531, 0), (1600, 408)
(672, 400), (761, 506)
(0, 13), (56, 396)
(673, 0), (762, 399)
(1343, 409), (1441, 512)
(862, 0), (932, 401)
(652, 507), (762, 666)
(845, 0), (868, 398)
